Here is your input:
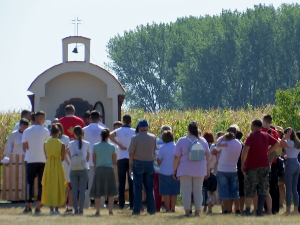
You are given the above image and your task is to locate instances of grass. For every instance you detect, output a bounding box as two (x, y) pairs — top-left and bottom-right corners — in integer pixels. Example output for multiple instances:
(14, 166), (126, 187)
(0, 205), (299, 225)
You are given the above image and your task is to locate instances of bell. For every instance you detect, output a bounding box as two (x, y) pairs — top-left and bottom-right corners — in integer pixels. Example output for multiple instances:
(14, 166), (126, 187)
(72, 47), (78, 53)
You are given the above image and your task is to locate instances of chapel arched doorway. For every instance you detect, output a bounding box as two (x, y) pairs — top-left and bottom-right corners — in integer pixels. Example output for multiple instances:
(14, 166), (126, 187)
(55, 98), (93, 119)
(93, 101), (105, 124)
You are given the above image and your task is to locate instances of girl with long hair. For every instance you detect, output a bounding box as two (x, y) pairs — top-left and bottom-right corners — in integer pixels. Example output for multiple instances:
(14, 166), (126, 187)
(281, 128), (300, 214)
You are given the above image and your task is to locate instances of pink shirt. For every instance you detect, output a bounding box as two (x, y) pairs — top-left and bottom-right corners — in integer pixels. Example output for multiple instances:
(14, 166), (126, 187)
(174, 136), (209, 177)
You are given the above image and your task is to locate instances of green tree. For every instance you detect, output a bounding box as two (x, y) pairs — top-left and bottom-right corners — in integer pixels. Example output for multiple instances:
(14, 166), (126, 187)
(271, 82), (300, 130)
(106, 3), (300, 110)
(107, 23), (179, 111)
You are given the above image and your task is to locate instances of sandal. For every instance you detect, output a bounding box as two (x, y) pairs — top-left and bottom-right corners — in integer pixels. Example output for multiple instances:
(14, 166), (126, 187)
(109, 212), (113, 215)
(95, 212), (100, 217)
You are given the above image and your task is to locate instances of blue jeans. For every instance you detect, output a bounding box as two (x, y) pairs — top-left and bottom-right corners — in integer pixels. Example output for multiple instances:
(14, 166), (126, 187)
(217, 171), (239, 199)
(70, 169), (88, 213)
(284, 159), (300, 206)
(133, 160), (155, 214)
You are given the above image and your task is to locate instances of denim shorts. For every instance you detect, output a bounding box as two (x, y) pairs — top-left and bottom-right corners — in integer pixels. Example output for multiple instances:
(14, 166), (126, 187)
(217, 171), (239, 199)
(159, 174), (180, 195)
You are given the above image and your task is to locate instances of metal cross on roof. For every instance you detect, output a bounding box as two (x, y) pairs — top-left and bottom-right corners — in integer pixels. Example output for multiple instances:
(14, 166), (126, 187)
(71, 16), (81, 36)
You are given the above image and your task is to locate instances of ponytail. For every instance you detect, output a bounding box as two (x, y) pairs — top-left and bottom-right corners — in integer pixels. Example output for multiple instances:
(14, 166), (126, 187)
(101, 128), (110, 142)
(73, 126), (83, 150)
(78, 135), (82, 149)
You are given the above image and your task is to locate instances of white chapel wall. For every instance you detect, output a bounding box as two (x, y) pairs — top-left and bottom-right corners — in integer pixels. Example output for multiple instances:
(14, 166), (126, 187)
(40, 72), (113, 128)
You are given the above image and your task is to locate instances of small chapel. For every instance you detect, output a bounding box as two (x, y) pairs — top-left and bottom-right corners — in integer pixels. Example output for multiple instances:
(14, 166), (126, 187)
(27, 36), (125, 129)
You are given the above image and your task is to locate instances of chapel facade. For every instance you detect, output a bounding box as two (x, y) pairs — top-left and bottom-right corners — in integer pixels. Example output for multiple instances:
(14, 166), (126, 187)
(27, 36), (125, 129)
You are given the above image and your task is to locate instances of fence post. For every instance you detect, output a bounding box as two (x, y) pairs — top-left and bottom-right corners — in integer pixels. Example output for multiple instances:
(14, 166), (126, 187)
(9, 153), (13, 200)
(15, 154), (20, 201)
(22, 154), (25, 200)
(3, 158), (6, 200)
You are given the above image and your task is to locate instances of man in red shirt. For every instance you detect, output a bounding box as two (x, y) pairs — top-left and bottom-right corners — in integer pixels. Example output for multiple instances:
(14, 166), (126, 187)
(241, 119), (279, 216)
(58, 105), (85, 140)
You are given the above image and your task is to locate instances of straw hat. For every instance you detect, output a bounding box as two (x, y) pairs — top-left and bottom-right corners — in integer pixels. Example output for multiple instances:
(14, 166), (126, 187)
(275, 126), (284, 133)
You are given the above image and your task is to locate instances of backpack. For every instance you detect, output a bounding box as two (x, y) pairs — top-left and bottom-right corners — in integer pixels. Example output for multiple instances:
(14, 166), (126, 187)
(70, 142), (85, 171)
(187, 137), (205, 161)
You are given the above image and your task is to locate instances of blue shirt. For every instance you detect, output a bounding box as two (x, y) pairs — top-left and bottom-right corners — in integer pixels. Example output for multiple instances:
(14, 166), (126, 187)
(157, 142), (176, 175)
(93, 142), (115, 168)
(154, 138), (164, 172)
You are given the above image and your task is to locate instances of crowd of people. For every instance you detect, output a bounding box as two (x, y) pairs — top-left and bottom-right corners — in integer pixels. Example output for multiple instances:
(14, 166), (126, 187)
(3, 106), (300, 217)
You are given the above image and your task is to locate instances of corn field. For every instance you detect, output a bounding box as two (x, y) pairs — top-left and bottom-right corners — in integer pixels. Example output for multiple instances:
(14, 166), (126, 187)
(0, 106), (272, 154)
(0, 111), (20, 154)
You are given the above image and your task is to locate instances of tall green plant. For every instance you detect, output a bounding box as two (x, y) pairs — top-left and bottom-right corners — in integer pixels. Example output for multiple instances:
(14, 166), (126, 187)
(271, 82), (300, 130)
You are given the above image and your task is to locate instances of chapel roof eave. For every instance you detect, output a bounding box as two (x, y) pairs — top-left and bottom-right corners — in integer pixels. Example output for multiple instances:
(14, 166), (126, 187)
(62, 36), (91, 40)
(27, 62), (125, 92)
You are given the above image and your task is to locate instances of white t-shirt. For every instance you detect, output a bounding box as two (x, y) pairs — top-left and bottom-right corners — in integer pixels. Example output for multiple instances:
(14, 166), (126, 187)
(285, 140), (300, 159)
(83, 123), (103, 167)
(115, 126), (136, 160)
(215, 139), (242, 172)
(69, 139), (90, 169)
(13, 122), (20, 131)
(22, 125), (50, 163)
(60, 135), (70, 147)
(98, 122), (106, 128)
(60, 135), (71, 182)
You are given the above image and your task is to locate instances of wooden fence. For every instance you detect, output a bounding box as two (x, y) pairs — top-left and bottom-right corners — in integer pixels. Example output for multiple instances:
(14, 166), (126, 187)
(0, 153), (38, 201)
(0, 153), (143, 202)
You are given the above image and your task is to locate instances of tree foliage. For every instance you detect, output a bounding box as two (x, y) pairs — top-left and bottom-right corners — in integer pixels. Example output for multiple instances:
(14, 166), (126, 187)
(107, 4), (300, 111)
(271, 82), (300, 130)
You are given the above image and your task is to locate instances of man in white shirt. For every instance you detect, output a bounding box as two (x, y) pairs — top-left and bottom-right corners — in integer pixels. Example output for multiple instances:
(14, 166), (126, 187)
(4, 119), (29, 200)
(83, 110), (104, 208)
(5, 119), (29, 157)
(13, 110), (31, 131)
(22, 111), (50, 214)
(98, 120), (106, 128)
(110, 115), (136, 209)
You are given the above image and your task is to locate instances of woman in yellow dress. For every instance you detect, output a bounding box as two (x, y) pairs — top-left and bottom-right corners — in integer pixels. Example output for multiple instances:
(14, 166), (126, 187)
(42, 124), (66, 214)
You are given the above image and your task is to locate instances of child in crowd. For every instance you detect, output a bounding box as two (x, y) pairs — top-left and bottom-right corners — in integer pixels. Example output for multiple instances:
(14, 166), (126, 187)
(213, 132), (234, 172)
(217, 132), (235, 147)
(41, 124), (66, 214)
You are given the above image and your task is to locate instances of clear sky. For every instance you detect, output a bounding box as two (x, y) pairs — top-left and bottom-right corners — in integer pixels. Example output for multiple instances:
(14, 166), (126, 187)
(0, 0), (296, 112)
